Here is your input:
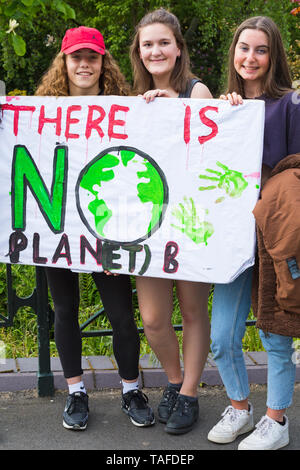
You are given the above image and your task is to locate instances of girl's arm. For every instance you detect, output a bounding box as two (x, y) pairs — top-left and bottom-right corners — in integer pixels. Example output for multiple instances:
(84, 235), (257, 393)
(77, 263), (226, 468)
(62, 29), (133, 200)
(190, 82), (212, 99)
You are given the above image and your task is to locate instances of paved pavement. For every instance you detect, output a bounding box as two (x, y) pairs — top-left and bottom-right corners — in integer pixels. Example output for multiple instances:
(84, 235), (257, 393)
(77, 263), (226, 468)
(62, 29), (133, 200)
(1, 384), (300, 452)
(1, 353), (300, 452)
(3, 351), (300, 392)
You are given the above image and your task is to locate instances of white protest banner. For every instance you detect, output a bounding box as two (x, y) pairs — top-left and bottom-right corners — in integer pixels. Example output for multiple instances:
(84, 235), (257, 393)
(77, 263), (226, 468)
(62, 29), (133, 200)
(0, 95), (264, 283)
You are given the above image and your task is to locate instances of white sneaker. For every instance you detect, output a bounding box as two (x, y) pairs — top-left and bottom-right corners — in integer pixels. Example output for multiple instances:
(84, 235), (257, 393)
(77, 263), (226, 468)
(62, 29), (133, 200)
(207, 403), (254, 444)
(238, 415), (289, 450)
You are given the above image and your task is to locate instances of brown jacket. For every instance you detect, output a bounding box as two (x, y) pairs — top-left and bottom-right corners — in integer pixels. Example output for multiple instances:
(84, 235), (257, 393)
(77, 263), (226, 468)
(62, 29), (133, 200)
(252, 153), (300, 337)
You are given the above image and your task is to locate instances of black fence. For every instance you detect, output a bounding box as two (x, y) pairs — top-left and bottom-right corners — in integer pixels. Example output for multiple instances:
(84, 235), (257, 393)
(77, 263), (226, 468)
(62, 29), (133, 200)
(0, 264), (256, 397)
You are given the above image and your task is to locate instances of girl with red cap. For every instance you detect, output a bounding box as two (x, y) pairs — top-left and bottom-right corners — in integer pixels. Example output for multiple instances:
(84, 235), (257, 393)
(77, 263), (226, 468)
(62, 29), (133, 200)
(35, 26), (155, 431)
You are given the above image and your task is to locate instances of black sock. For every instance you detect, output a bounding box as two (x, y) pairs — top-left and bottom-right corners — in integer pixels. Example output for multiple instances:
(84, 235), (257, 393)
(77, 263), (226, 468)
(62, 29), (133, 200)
(276, 416), (286, 426)
(178, 393), (198, 402)
(168, 381), (182, 390)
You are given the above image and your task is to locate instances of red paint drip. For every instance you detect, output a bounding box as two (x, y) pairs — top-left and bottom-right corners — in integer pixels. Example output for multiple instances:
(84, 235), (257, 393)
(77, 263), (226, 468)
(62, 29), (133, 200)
(184, 105), (191, 145)
(183, 105), (191, 169)
(1, 104), (36, 136)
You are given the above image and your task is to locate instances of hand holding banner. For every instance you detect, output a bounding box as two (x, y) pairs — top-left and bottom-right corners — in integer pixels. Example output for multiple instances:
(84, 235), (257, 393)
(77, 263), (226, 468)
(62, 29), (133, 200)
(0, 95), (264, 282)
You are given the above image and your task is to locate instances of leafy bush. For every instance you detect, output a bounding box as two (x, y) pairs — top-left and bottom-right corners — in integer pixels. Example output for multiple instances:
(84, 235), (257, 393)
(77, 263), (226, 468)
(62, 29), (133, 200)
(0, 263), (262, 359)
(0, 0), (298, 96)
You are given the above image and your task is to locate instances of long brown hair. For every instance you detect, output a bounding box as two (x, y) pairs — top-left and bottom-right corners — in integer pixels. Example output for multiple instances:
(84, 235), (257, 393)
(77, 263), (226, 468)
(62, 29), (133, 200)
(130, 8), (196, 94)
(226, 16), (292, 98)
(35, 50), (131, 96)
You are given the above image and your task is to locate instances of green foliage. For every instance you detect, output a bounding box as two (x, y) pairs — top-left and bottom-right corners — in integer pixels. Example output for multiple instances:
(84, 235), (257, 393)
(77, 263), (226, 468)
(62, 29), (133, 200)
(0, 264), (39, 357)
(0, 8), (78, 94)
(81, 0), (299, 95)
(79, 273), (101, 308)
(0, 0), (75, 56)
(1, 0), (298, 95)
(288, 19), (300, 85)
(11, 33), (26, 56)
(0, 263), (262, 359)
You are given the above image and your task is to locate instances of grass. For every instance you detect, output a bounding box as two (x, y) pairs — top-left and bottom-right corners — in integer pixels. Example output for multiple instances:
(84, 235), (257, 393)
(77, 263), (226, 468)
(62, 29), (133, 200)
(0, 263), (263, 359)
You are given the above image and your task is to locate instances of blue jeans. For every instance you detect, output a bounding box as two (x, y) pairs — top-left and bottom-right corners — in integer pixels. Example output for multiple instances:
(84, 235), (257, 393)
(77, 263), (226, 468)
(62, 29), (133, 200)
(211, 267), (296, 409)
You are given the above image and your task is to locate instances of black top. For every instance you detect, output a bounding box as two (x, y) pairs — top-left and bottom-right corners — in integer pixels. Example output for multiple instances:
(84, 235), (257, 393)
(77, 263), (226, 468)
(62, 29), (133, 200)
(178, 78), (201, 98)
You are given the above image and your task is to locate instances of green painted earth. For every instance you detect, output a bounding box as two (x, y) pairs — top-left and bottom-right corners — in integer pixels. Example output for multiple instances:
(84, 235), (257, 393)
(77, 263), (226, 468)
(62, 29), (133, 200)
(77, 147), (167, 243)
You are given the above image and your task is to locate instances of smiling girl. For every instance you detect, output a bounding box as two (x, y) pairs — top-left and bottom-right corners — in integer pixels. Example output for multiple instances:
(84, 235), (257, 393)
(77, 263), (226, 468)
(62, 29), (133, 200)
(131, 9), (211, 101)
(35, 26), (154, 431)
(130, 8), (212, 435)
(65, 48), (103, 95)
(233, 29), (270, 93)
(208, 16), (300, 450)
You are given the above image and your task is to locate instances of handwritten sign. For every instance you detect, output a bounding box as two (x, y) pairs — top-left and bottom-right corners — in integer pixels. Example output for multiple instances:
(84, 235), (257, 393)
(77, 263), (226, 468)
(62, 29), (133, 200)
(0, 95), (264, 283)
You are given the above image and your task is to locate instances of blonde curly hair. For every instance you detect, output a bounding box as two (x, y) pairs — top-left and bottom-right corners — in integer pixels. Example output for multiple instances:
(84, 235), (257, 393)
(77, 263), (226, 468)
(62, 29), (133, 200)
(35, 50), (131, 96)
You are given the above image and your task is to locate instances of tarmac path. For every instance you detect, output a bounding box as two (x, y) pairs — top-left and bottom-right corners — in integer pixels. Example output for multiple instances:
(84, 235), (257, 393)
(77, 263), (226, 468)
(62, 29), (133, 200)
(0, 383), (300, 452)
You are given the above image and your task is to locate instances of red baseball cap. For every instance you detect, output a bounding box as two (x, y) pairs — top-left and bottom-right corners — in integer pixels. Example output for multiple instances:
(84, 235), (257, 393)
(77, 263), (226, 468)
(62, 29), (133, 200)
(61, 26), (105, 55)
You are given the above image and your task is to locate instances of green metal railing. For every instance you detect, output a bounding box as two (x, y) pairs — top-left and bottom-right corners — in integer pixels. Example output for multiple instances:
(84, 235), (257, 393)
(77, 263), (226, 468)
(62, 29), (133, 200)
(1, 264), (256, 397)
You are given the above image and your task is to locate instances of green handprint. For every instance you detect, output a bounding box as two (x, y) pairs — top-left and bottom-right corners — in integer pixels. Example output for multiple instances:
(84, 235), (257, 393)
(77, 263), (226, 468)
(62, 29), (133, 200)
(198, 161), (248, 198)
(171, 196), (214, 245)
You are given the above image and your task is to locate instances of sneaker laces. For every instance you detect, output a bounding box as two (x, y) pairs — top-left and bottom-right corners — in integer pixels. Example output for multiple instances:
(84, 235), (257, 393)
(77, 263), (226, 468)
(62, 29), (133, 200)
(220, 405), (247, 425)
(126, 389), (149, 409)
(253, 416), (276, 438)
(161, 387), (178, 408)
(172, 396), (192, 416)
(67, 392), (88, 415)
(220, 405), (248, 426)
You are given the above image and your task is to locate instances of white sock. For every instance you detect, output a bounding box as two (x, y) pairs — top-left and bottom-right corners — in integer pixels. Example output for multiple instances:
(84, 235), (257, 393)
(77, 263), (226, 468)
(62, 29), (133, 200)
(68, 381), (86, 395)
(122, 379), (139, 394)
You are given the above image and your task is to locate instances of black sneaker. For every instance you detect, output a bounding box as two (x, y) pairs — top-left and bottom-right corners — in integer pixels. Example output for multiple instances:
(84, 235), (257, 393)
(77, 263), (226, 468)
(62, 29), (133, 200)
(121, 389), (155, 427)
(164, 394), (199, 435)
(158, 384), (181, 423)
(63, 392), (89, 430)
